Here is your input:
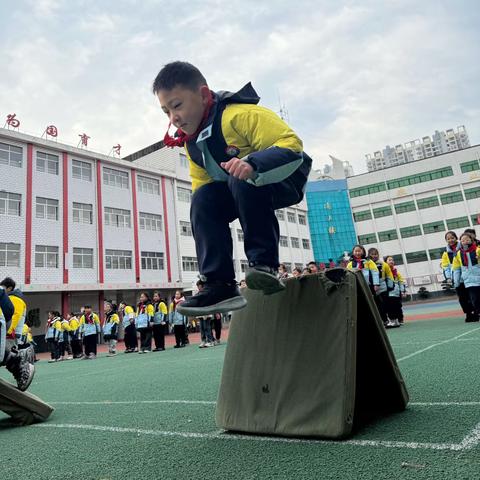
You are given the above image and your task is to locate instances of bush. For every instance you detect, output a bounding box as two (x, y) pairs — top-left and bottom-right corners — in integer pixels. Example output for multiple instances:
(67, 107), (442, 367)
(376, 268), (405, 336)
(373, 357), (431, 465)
(417, 286), (430, 299)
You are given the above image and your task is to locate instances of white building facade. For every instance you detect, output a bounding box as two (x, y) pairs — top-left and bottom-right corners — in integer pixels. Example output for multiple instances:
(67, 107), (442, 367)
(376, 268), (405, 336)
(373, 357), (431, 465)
(0, 128), (313, 339)
(348, 145), (480, 293)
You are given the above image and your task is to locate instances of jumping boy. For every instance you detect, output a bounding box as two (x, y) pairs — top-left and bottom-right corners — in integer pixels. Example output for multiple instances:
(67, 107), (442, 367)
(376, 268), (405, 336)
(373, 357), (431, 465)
(153, 61), (312, 316)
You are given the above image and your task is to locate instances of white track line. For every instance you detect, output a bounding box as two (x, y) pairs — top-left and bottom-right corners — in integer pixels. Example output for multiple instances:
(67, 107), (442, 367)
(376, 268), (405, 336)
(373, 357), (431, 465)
(47, 400), (480, 407)
(33, 423), (473, 451)
(397, 327), (480, 362)
(49, 400), (216, 405)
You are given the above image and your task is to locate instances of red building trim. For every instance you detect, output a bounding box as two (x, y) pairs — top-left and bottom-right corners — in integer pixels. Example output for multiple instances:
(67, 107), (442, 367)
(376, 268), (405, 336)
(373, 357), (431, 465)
(62, 292), (69, 318)
(24, 144), (33, 285)
(96, 161), (104, 284)
(62, 152), (69, 284)
(98, 290), (105, 324)
(161, 177), (172, 283)
(130, 169), (141, 283)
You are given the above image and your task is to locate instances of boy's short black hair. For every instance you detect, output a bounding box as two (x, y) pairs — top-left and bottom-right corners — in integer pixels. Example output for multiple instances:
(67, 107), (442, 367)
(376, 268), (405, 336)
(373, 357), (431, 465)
(307, 261), (317, 266)
(463, 228), (477, 238)
(0, 277), (16, 290)
(152, 61), (207, 94)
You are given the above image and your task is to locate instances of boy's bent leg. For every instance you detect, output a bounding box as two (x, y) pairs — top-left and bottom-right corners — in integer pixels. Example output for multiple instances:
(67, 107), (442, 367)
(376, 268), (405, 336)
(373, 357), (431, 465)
(178, 182), (246, 316)
(227, 176), (285, 295)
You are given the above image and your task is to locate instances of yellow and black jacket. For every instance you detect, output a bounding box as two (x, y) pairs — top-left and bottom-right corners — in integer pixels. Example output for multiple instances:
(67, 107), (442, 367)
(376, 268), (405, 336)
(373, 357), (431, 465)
(346, 258), (380, 287)
(6, 288), (27, 340)
(184, 84), (312, 207)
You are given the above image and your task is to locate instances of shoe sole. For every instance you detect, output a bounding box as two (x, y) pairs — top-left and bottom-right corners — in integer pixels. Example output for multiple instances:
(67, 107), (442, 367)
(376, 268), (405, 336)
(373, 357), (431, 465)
(246, 270), (286, 295)
(177, 296), (247, 316)
(18, 363), (35, 392)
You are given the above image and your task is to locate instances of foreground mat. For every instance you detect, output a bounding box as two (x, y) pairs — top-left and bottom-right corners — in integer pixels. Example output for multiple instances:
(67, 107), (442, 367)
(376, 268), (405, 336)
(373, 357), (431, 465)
(216, 269), (408, 439)
(0, 377), (54, 425)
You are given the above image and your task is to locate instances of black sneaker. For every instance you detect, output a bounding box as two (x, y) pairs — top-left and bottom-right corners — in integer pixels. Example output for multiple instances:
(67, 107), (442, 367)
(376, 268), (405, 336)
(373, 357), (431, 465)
(5, 349), (35, 391)
(246, 265), (286, 295)
(176, 281), (247, 316)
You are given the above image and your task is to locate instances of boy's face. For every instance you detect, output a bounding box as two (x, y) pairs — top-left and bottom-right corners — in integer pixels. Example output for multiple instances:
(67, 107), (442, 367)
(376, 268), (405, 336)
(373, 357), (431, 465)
(461, 235), (472, 247)
(157, 85), (210, 136)
(369, 251), (379, 262)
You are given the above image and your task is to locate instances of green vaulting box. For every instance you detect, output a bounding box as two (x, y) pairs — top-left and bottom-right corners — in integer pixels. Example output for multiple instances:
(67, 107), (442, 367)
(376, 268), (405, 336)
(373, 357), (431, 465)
(216, 269), (409, 439)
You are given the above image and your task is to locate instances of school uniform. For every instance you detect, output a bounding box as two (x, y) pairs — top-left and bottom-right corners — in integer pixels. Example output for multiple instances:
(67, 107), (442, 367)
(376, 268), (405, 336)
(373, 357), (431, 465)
(452, 244), (480, 319)
(152, 301), (168, 351)
(346, 257), (380, 292)
(386, 268), (406, 327)
(122, 305), (137, 352)
(103, 311), (120, 355)
(79, 312), (100, 358)
(50, 317), (63, 360)
(6, 288), (27, 348)
(374, 261), (394, 326)
(136, 303), (154, 353)
(443, 242), (476, 321)
(69, 316), (83, 358)
(170, 299), (187, 347)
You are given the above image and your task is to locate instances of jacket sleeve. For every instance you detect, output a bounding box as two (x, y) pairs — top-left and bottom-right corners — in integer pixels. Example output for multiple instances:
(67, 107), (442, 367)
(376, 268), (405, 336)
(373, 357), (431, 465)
(441, 251), (452, 280)
(452, 252), (462, 287)
(397, 272), (406, 293)
(160, 302), (168, 315)
(147, 304), (155, 319)
(367, 260), (380, 285)
(0, 288), (14, 324)
(382, 263), (395, 291)
(7, 296), (25, 335)
(111, 314), (119, 336)
(346, 261), (353, 270)
(226, 105), (304, 186)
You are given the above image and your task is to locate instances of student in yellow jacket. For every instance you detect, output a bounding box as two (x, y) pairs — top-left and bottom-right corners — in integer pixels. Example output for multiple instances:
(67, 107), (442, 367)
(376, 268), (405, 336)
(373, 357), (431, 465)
(152, 291), (168, 351)
(79, 306), (100, 359)
(153, 62), (312, 317)
(135, 292), (154, 354)
(119, 302), (137, 353)
(103, 301), (120, 357)
(47, 312), (63, 363)
(367, 247), (393, 327)
(384, 256), (407, 328)
(67, 312), (83, 358)
(452, 232), (480, 321)
(346, 245), (380, 291)
(0, 277), (27, 348)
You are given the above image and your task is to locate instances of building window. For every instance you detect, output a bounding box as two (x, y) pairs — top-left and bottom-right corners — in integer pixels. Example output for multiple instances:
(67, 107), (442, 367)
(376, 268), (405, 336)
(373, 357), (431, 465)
(0, 191), (21, 216)
(349, 182), (386, 198)
(358, 233), (377, 244)
(400, 226), (422, 238)
(446, 216), (470, 230)
(275, 210), (285, 221)
(36, 197), (59, 220)
(36, 151), (59, 175)
(179, 220), (193, 236)
(73, 202), (93, 224)
(104, 207), (131, 228)
(137, 175), (160, 195)
(471, 213), (480, 225)
(440, 191), (464, 205)
(279, 235), (288, 247)
(287, 210), (296, 223)
(179, 153), (188, 168)
(103, 167), (129, 189)
(405, 251), (428, 264)
(0, 242), (20, 267)
(73, 247), (93, 268)
(72, 159), (92, 181)
(182, 256), (198, 271)
(423, 220), (446, 234)
(35, 245), (59, 268)
(0, 142), (22, 167)
(240, 260), (248, 273)
(105, 249), (132, 269)
(373, 206), (392, 218)
(139, 212), (162, 231)
(387, 167), (453, 190)
(464, 187), (480, 200)
(390, 254), (404, 266)
(177, 187), (192, 203)
(460, 160), (480, 173)
(378, 230), (398, 242)
(291, 237), (300, 248)
(302, 238), (310, 249)
(237, 229), (244, 242)
(428, 248), (445, 260)
(141, 251), (164, 270)
(353, 210), (372, 222)
(298, 214), (307, 225)
(394, 201), (416, 214)
(417, 196), (439, 210)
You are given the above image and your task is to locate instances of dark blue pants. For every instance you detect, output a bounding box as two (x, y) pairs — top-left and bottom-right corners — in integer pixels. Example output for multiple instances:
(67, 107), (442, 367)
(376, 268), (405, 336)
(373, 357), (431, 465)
(190, 177), (302, 282)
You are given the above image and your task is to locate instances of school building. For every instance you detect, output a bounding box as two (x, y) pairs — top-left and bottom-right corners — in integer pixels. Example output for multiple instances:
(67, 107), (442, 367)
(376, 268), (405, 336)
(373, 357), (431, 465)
(0, 128), (313, 339)
(347, 144), (480, 293)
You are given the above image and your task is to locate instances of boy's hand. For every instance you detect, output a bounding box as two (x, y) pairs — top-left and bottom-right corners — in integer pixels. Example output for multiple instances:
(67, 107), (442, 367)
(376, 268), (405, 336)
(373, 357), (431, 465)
(221, 158), (255, 180)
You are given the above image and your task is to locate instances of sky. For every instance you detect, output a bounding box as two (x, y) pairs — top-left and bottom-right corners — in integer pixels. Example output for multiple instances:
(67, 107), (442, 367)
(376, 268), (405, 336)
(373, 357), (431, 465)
(0, 0), (478, 174)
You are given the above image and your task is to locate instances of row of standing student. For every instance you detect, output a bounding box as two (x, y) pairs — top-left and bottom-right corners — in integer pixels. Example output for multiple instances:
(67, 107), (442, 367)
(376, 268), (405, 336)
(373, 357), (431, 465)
(442, 229), (480, 323)
(346, 245), (406, 328)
